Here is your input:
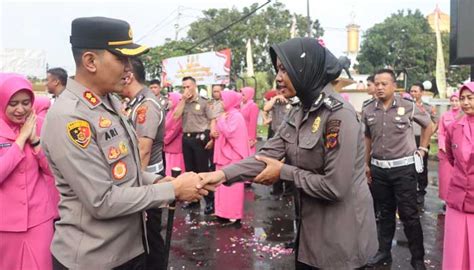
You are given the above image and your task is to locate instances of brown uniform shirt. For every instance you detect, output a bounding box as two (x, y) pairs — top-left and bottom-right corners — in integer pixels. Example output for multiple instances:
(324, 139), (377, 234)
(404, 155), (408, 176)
(362, 95), (432, 160)
(209, 99), (224, 119)
(222, 85), (378, 268)
(129, 87), (165, 167)
(182, 96), (213, 133)
(41, 78), (174, 269)
(270, 100), (292, 132)
(413, 102), (437, 136)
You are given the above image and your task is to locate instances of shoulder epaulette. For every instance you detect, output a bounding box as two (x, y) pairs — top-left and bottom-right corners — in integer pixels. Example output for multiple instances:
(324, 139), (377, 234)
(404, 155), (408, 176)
(323, 96), (343, 112)
(362, 97), (376, 108)
(403, 96), (415, 102)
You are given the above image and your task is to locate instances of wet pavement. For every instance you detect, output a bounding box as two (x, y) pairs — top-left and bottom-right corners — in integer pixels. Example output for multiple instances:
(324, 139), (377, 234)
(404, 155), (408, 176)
(165, 161), (445, 270)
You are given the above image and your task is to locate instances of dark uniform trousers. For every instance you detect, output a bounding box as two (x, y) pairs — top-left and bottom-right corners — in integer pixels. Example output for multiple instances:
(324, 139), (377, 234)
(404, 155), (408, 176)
(53, 254), (146, 270)
(370, 164), (425, 261)
(182, 130), (214, 205)
(414, 135), (429, 198)
(144, 169), (166, 270)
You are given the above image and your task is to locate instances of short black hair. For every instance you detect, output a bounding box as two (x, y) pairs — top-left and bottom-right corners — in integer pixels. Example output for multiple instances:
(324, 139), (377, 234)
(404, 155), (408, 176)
(182, 76), (196, 83)
(211, 84), (224, 90)
(367, 75), (375, 83)
(411, 82), (425, 91)
(129, 57), (146, 84)
(71, 47), (103, 66)
(47, 67), (68, 86)
(374, 69), (396, 82)
(149, 79), (161, 85)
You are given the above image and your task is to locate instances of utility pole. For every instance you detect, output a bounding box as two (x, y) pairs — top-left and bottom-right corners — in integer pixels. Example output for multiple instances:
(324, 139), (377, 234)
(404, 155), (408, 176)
(307, 0), (311, 37)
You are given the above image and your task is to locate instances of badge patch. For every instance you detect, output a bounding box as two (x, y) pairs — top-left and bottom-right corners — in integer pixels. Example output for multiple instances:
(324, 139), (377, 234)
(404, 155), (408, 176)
(112, 161), (127, 180)
(136, 106), (148, 124)
(286, 104), (291, 110)
(67, 120), (91, 149)
(325, 119), (341, 150)
(83, 91), (100, 106)
(99, 116), (112, 128)
(108, 146), (121, 160)
(119, 141), (128, 155)
(397, 107), (405, 116)
(312, 117), (321, 133)
(195, 104), (201, 111)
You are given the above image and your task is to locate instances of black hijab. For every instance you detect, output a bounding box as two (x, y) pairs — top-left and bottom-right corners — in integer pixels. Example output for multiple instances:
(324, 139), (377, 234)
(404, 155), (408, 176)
(270, 37), (343, 108)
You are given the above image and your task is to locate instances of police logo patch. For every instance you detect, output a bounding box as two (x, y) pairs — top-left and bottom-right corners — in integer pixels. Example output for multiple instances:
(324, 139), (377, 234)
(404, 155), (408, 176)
(325, 119), (341, 150)
(195, 104), (201, 111)
(112, 161), (127, 180)
(136, 106), (148, 124)
(83, 91), (100, 106)
(67, 120), (91, 149)
(312, 117), (321, 133)
(108, 146), (121, 160)
(99, 116), (112, 128)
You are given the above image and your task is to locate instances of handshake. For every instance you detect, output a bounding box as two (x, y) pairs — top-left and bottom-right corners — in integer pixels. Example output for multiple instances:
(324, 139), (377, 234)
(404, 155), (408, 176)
(161, 171), (227, 202)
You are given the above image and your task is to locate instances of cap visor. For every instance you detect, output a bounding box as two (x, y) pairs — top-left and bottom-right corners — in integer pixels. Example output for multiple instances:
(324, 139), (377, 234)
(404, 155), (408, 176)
(109, 43), (149, 57)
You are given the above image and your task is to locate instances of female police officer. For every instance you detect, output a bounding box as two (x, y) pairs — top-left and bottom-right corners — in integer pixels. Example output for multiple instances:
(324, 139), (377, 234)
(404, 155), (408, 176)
(198, 37), (378, 269)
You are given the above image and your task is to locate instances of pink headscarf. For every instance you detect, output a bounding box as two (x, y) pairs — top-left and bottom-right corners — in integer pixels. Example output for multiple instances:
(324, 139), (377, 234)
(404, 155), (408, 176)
(34, 96), (51, 118)
(221, 90), (242, 112)
(460, 82), (474, 96)
(241, 87), (256, 111)
(164, 92), (183, 153)
(450, 91), (460, 101)
(0, 73), (35, 135)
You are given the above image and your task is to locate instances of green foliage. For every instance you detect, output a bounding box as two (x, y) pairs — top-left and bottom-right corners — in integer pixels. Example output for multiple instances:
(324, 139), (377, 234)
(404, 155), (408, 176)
(357, 9), (470, 88)
(356, 9), (436, 86)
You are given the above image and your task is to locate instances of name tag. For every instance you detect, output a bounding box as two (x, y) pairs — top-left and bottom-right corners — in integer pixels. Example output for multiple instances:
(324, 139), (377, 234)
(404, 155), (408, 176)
(0, 143), (12, 148)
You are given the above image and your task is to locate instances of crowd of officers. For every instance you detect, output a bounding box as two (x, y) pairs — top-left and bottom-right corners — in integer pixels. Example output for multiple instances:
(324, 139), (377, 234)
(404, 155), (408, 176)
(20, 16), (442, 270)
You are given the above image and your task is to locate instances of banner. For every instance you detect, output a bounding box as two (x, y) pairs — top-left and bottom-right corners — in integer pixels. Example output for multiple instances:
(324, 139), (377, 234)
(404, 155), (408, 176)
(162, 49), (231, 86)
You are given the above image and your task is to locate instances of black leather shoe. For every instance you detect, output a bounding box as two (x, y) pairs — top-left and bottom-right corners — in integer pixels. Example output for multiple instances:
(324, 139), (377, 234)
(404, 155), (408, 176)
(367, 251), (392, 267)
(204, 203), (215, 215)
(411, 260), (426, 270)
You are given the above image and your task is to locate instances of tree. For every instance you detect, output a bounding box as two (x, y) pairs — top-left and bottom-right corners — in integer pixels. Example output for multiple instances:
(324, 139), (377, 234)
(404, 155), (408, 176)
(356, 10), (436, 86)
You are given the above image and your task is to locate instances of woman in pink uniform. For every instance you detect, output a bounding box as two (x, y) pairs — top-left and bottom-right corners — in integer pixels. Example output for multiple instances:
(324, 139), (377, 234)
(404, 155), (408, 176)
(33, 96), (51, 118)
(443, 82), (474, 269)
(0, 73), (55, 270)
(214, 91), (250, 225)
(164, 92), (185, 176)
(437, 92), (462, 202)
(240, 87), (259, 155)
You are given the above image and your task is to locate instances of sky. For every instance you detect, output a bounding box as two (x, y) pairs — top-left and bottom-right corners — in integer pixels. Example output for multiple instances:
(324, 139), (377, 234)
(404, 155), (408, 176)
(0, 0), (449, 77)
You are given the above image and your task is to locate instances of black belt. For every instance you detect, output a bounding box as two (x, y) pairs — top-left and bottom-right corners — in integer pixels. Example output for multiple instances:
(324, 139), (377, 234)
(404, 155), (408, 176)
(184, 132), (205, 137)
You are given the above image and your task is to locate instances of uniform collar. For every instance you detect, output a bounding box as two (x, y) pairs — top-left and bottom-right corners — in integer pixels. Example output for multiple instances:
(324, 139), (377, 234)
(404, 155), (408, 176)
(375, 95), (399, 110)
(66, 78), (103, 109)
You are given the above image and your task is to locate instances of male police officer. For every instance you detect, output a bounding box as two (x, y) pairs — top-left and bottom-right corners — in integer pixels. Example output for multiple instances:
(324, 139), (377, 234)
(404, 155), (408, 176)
(363, 69), (433, 270)
(173, 76), (215, 214)
(409, 82), (438, 207)
(41, 17), (208, 269)
(122, 58), (167, 270)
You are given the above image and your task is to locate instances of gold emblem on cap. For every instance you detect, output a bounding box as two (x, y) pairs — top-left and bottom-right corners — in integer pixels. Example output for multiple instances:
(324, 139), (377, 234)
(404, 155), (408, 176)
(397, 107), (405, 116)
(128, 28), (133, 39)
(312, 116), (321, 133)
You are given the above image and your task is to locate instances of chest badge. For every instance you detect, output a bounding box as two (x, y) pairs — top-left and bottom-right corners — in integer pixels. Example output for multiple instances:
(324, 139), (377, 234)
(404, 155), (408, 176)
(108, 146), (121, 160)
(397, 107), (405, 116)
(99, 116), (112, 128)
(312, 117), (321, 133)
(195, 104), (201, 111)
(67, 120), (91, 149)
(119, 141), (128, 155)
(395, 116), (401, 121)
(112, 161), (127, 180)
(286, 104), (291, 110)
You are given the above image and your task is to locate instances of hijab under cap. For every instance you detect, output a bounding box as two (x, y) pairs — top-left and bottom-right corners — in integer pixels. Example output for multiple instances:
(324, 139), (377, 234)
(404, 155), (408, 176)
(270, 37), (343, 108)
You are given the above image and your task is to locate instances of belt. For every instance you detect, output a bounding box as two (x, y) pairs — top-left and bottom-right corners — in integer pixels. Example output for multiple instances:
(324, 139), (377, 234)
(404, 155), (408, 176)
(371, 156), (415, 169)
(184, 132), (206, 140)
(146, 161), (164, 174)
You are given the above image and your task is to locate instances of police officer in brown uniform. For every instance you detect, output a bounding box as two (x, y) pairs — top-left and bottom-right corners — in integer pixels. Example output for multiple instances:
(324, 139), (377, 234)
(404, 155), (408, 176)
(121, 58), (167, 270)
(173, 76), (215, 214)
(41, 17), (209, 269)
(409, 83), (438, 206)
(198, 37), (378, 269)
(363, 69), (433, 270)
(209, 84), (225, 171)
